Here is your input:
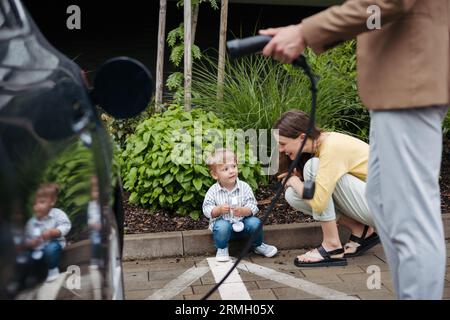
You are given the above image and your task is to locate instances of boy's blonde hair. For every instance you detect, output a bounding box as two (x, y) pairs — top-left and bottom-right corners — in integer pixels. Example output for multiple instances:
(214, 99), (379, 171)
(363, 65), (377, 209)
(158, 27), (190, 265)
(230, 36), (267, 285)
(35, 183), (59, 200)
(206, 148), (237, 172)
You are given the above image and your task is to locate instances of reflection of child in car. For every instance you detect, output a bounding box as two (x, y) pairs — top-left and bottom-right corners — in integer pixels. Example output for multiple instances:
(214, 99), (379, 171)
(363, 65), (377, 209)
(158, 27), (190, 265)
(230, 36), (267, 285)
(88, 176), (102, 267)
(25, 183), (71, 282)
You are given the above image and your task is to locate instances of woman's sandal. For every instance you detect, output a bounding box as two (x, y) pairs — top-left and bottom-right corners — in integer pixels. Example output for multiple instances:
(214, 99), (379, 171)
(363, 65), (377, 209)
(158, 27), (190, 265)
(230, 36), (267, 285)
(293, 245), (347, 268)
(344, 225), (380, 258)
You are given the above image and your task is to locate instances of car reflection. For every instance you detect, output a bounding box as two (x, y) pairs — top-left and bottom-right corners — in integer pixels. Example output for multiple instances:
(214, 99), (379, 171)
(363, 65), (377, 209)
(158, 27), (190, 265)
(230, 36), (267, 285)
(1, 0), (153, 299)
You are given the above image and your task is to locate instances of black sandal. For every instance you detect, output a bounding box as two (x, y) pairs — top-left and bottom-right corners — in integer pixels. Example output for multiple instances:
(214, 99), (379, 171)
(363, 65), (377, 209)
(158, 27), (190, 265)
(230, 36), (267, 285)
(293, 245), (347, 268)
(344, 225), (380, 258)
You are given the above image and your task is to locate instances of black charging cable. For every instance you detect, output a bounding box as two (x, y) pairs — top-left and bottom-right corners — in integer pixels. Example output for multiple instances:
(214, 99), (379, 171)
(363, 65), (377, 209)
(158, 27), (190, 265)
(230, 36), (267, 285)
(201, 35), (318, 300)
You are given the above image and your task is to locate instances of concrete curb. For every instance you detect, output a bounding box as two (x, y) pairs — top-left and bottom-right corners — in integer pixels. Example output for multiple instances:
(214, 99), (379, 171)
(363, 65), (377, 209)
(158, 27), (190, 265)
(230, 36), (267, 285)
(123, 213), (450, 260)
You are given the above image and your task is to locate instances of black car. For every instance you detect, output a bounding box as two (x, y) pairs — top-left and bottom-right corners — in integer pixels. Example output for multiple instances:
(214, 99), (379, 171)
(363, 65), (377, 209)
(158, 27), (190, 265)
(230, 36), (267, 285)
(0, 0), (153, 299)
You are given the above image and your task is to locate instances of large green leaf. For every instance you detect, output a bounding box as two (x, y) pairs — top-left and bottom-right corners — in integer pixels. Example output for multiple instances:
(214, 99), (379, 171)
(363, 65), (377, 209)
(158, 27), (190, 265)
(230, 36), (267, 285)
(129, 192), (139, 203)
(157, 156), (165, 168)
(241, 166), (251, 179)
(194, 165), (210, 177)
(73, 194), (90, 207)
(153, 187), (163, 197)
(182, 193), (194, 202)
(190, 211), (200, 220)
(133, 141), (147, 155)
(193, 178), (202, 191)
(163, 174), (174, 186)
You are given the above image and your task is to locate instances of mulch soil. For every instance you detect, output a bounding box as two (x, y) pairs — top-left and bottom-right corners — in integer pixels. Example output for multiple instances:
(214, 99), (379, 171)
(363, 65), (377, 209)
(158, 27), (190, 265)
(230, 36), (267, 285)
(124, 137), (450, 234)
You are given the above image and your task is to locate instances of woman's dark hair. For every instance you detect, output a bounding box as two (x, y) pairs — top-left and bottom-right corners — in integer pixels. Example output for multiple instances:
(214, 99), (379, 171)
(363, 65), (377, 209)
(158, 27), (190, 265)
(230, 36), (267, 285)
(273, 109), (322, 181)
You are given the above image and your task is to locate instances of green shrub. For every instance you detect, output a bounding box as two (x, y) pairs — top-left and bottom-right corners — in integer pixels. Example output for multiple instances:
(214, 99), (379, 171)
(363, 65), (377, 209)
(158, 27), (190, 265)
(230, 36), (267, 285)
(191, 40), (370, 141)
(101, 104), (155, 151)
(121, 104), (264, 219)
(43, 141), (93, 224)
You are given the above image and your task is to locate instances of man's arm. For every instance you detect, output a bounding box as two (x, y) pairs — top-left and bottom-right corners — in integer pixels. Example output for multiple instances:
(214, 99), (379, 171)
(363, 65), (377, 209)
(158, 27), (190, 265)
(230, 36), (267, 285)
(302, 0), (417, 54)
(260, 0), (417, 61)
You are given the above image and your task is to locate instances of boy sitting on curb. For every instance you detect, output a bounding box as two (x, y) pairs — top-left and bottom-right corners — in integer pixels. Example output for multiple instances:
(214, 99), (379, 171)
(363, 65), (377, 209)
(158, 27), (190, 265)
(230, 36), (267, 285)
(202, 148), (277, 262)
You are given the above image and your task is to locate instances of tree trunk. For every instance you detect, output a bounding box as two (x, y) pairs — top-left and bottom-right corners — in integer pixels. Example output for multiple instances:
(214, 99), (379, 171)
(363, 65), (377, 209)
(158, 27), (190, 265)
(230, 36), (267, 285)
(155, 0), (167, 112)
(191, 4), (199, 45)
(184, 0), (192, 111)
(217, 0), (228, 101)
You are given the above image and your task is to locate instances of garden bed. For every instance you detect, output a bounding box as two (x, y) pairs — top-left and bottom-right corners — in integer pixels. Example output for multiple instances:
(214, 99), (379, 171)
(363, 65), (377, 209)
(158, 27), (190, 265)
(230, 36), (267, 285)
(123, 181), (315, 234)
(124, 137), (450, 234)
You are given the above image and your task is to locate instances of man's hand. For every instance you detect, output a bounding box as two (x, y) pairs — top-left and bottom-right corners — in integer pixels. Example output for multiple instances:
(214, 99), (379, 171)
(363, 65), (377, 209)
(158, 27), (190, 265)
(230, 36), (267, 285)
(259, 23), (306, 64)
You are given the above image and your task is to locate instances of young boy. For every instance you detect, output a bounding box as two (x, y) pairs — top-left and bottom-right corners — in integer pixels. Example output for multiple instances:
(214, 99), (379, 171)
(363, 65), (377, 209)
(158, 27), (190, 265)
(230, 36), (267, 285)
(203, 148), (277, 262)
(25, 183), (71, 282)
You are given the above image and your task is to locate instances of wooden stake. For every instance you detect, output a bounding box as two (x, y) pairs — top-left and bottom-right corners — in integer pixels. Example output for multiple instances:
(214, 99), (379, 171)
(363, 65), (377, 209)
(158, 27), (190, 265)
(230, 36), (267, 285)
(184, 0), (192, 111)
(217, 0), (228, 101)
(155, 0), (167, 112)
(191, 4), (199, 45)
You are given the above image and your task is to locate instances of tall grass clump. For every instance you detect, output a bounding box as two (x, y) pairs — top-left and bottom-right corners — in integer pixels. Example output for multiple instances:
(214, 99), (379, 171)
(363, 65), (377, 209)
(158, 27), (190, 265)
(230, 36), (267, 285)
(191, 40), (370, 141)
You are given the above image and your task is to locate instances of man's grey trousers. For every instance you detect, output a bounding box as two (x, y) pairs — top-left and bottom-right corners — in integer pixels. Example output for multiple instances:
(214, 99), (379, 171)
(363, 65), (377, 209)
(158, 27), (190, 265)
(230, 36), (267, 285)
(366, 105), (448, 299)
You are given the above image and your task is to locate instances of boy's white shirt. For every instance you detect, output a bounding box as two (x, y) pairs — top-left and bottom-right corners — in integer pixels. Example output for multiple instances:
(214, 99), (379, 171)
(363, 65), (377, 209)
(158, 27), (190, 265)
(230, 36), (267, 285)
(202, 178), (259, 231)
(25, 208), (72, 248)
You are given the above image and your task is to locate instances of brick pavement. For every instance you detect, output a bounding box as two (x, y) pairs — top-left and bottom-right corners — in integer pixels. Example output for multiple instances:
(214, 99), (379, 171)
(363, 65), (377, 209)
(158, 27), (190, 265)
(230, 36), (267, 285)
(123, 241), (450, 300)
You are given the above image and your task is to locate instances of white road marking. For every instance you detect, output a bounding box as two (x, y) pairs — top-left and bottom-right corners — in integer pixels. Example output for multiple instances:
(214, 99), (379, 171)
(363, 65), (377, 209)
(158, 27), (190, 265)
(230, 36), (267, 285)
(207, 258), (251, 300)
(146, 265), (210, 300)
(36, 273), (68, 300)
(89, 266), (102, 300)
(142, 257), (359, 300)
(237, 260), (359, 300)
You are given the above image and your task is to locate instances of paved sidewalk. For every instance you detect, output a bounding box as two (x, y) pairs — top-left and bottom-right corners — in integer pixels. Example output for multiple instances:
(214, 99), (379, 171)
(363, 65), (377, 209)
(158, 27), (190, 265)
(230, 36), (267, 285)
(123, 214), (450, 260)
(123, 241), (450, 300)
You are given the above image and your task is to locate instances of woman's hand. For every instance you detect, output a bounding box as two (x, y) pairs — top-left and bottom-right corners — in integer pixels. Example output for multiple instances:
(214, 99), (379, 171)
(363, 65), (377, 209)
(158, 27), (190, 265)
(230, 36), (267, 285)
(277, 168), (301, 187)
(285, 175), (301, 188)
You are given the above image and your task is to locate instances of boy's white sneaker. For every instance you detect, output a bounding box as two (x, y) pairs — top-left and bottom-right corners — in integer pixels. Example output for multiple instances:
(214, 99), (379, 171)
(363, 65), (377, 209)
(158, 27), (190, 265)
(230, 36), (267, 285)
(254, 243), (278, 258)
(216, 248), (230, 262)
(46, 267), (60, 282)
(31, 250), (43, 260)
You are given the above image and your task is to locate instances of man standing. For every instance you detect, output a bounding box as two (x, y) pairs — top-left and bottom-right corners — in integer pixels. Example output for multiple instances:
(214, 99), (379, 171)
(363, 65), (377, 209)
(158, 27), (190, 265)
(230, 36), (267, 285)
(260, 0), (449, 299)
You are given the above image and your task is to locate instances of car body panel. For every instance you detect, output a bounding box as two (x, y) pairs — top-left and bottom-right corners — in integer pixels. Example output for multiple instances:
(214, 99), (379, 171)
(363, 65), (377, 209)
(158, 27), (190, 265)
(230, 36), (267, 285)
(0, 0), (151, 299)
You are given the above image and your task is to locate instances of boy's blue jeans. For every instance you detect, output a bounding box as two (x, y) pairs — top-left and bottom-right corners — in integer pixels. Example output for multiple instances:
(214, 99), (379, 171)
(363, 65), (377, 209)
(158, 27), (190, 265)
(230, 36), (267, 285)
(212, 216), (263, 249)
(43, 241), (62, 269)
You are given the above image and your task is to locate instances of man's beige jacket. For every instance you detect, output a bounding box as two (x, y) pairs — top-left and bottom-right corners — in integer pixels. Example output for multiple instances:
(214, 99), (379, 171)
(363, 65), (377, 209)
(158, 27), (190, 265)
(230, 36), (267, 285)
(302, 0), (450, 110)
